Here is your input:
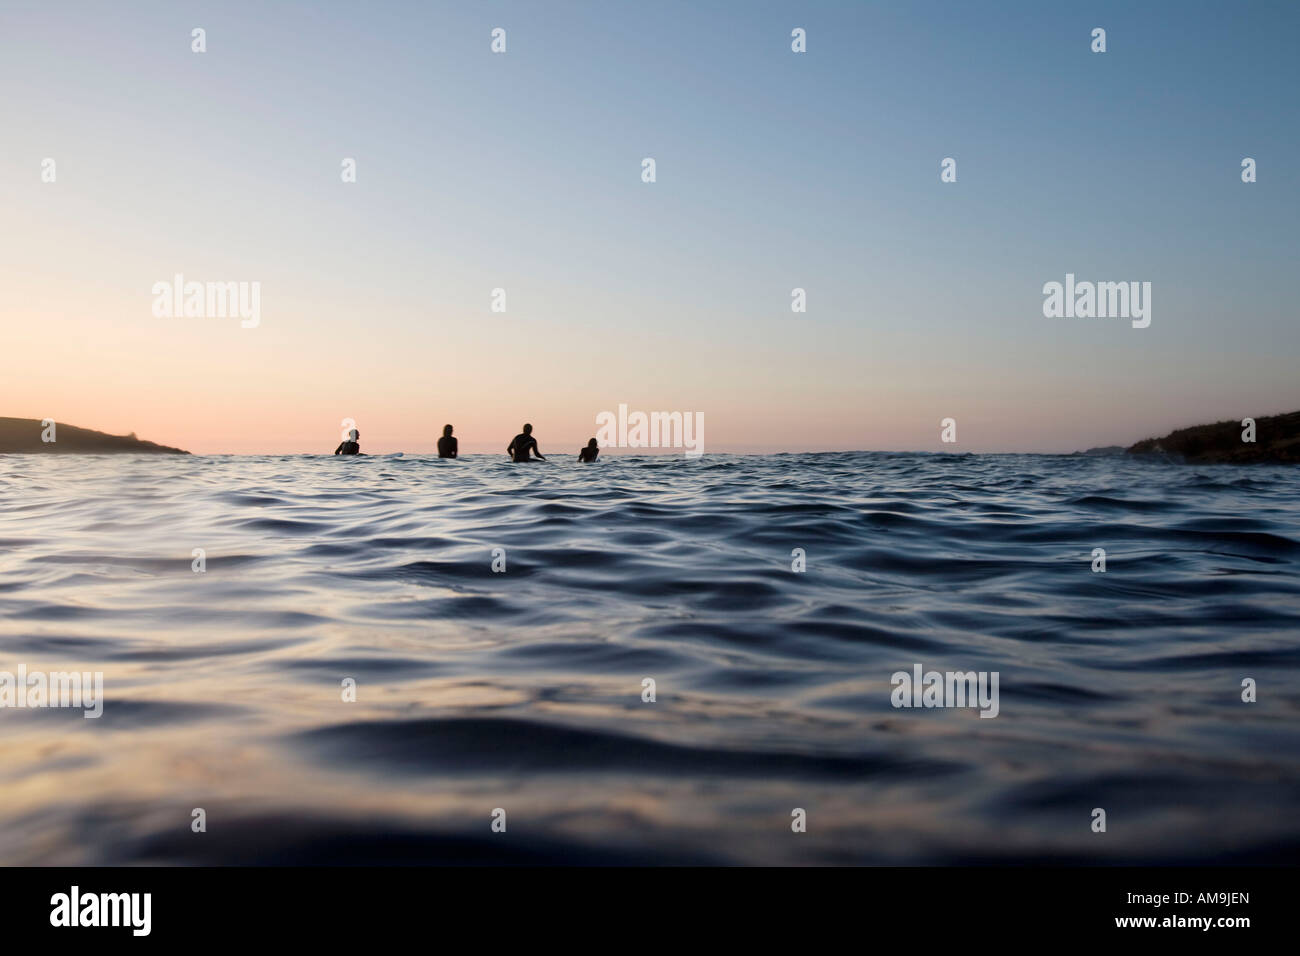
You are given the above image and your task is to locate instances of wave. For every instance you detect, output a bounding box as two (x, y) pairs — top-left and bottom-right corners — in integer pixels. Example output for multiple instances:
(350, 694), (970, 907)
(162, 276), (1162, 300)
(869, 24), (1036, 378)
(1, 451), (1298, 864)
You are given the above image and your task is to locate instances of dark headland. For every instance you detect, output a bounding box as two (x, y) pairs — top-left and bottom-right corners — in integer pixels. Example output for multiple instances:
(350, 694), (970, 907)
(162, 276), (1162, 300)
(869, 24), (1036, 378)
(0, 417), (189, 455)
(1126, 410), (1300, 464)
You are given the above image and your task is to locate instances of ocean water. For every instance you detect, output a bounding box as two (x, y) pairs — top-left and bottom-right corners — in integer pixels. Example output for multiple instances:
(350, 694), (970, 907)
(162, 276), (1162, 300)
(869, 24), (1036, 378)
(1, 451), (1298, 865)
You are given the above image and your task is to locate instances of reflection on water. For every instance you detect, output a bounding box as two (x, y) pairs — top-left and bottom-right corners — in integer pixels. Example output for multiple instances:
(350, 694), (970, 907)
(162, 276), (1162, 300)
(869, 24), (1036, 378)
(1, 452), (1298, 864)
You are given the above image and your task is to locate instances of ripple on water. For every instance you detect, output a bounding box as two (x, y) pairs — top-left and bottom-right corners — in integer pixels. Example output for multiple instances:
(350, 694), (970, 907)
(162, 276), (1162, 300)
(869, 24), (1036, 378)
(0, 451), (1297, 864)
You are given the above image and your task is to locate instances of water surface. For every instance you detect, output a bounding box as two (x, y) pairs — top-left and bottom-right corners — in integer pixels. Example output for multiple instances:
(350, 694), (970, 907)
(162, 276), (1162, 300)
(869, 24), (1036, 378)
(2, 452), (1298, 864)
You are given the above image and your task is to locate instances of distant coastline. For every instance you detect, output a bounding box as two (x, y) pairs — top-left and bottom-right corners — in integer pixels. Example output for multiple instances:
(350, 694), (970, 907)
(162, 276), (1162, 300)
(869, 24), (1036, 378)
(0, 417), (189, 455)
(3, 412), (1297, 461)
(1125, 410), (1300, 464)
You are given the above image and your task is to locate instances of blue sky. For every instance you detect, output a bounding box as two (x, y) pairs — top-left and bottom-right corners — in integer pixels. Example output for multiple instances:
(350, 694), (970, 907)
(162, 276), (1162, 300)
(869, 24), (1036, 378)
(1, 0), (1296, 453)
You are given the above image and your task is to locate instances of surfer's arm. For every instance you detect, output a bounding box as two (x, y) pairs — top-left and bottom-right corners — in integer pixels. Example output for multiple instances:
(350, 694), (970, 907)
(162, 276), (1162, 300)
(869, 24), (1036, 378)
(333, 443), (344, 455)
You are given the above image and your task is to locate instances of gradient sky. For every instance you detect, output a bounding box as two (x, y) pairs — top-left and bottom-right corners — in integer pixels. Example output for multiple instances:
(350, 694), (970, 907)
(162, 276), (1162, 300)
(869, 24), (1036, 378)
(2, 0), (1297, 454)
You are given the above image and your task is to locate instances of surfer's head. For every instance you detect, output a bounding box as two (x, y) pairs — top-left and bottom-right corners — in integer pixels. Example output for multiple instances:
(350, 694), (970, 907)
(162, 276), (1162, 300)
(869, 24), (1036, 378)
(443, 424), (453, 437)
(522, 423), (533, 434)
(348, 428), (359, 441)
(587, 438), (598, 447)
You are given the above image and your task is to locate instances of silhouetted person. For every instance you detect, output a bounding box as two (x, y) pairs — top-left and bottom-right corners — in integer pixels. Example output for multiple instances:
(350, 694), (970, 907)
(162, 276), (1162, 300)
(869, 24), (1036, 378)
(507, 423), (545, 462)
(437, 424), (458, 459)
(578, 438), (599, 462)
(334, 427), (360, 455)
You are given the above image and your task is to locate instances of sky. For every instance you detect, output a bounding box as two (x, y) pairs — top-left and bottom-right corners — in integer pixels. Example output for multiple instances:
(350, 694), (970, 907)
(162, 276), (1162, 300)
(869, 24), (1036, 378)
(1, 0), (1297, 455)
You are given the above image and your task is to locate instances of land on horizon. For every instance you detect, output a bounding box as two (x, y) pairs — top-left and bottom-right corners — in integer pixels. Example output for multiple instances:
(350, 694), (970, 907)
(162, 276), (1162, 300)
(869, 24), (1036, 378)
(4, 412), (1298, 462)
(0, 417), (188, 455)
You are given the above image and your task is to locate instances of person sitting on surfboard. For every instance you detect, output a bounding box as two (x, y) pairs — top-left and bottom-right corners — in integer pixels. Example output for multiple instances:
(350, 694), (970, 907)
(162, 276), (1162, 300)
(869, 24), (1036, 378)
(507, 423), (545, 462)
(334, 428), (361, 455)
(437, 424), (458, 459)
(578, 438), (599, 462)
